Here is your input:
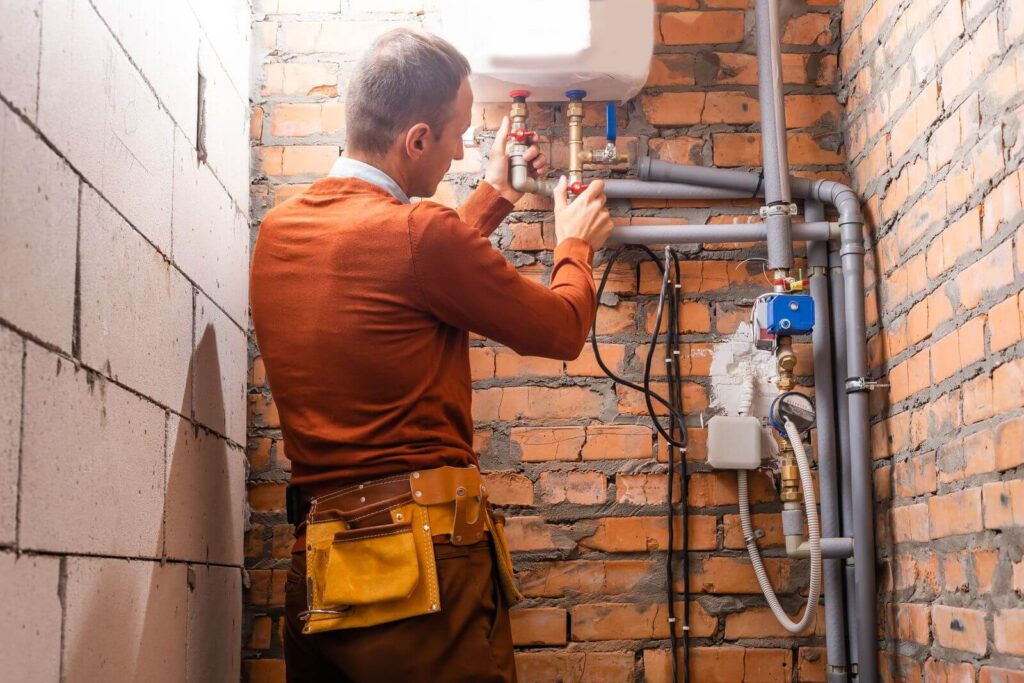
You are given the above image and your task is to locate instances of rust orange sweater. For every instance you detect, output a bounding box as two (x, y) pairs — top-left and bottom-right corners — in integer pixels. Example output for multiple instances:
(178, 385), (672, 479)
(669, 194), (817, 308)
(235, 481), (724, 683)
(250, 178), (596, 488)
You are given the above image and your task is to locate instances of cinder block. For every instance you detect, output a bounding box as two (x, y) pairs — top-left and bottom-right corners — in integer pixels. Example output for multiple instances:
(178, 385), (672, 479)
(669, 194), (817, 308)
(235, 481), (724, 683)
(171, 128), (249, 325)
(63, 557), (187, 683)
(0, 328), (22, 545)
(0, 0), (41, 118)
(79, 187), (194, 411)
(38, 0), (174, 252)
(0, 104), (79, 351)
(198, 40), (250, 209)
(193, 293), (248, 444)
(165, 415), (245, 565)
(0, 552), (62, 681)
(187, 564), (242, 683)
(188, 0), (250, 98)
(89, 0), (200, 140)
(20, 345), (165, 557)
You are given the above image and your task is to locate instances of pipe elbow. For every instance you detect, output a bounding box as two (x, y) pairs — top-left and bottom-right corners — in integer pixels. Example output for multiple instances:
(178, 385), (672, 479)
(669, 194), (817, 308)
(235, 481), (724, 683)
(510, 158), (553, 197)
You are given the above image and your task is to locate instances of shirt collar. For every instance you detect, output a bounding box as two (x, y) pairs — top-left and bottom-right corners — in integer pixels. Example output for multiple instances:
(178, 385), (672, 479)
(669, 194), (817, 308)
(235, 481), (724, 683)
(328, 156), (410, 204)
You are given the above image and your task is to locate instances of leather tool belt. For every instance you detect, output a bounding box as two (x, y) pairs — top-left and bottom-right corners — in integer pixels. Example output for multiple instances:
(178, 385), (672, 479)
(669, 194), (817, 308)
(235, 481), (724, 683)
(298, 465), (522, 635)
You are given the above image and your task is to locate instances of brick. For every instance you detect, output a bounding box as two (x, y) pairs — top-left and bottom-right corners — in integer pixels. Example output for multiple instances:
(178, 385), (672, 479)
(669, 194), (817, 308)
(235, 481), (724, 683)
(20, 346), (165, 556)
(797, 647), (826, 682)
(270, 102), (345, 137)
(891, 603), (931, 644)
(64, 557), (188, 682)
(648, 137), (703, 165)
(689, 556), (795, 594)
(929, 487), (984, 539)
(262, 62), (338, 96)
(510, 608), (566, 646)
(469, 347), (495, 381)
(187, 565), (242, 683)
(991, 614), (1024, 655)
(642, 92), (704, 127)
(581, 424), (653, 460)
(891, 503), (930, 543)
(980, 667), (1024, 683)
(726, 606), (825, 638)
(957, 242), (1015, 311)
(932, 604), (988, 655)
(165, 416), (245, 564)
(983, 170), (1023, 240)
(246, 660), (285, 683)
(0, 553), (62, 681)
(571, 601), (715, 640)
(510, 427), (585, 462)
(660, 11), (745, 45)
(566, 344), (626, 377)
(279, 20), (417, 56)
(702, 92), (760, 124)
(890, 81), (939, 161)
(40, 0), (174, 250)
(494, 348), (562, 378)
(785, 94), (842, 129)
(923, 659), (975, 682)
(473, 386), (604, 421)
(0, 105), (79, 350)
(689, 470), (774, 507)
(645, 54), (696, 87)
(515, 652), (633, 683)
(519, 560), (654, 598)
(616, 473), (682, 506)
(249, 392), (280, 429)
(504, 516), (574, 553)
(580, 515), (717, 553)
(894, 452), (937, 498)
(995, 416), (1024, 471)
(782, 12), (833, 45)
(538, 471), (606, 505)
(963, 374), (995, 424)
(483, 471), (534, 506)
(993, 358), (1024, 413)
(983, 480), (1024, 529)
(974, 548), (999, 594)
(989, 292), (1023, 352)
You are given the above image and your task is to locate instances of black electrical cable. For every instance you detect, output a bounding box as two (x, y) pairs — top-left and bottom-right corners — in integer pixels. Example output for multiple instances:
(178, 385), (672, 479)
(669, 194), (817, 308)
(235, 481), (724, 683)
(591, 245), (690, 682)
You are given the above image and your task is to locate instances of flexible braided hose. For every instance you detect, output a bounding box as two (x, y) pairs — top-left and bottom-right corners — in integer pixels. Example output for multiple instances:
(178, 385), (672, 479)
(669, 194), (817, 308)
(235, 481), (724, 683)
(738, 417), (821, 633)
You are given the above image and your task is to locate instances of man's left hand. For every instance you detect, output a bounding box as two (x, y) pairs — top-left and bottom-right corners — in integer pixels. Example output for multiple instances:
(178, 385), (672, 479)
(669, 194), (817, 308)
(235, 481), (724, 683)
(485, 116), (548, 205)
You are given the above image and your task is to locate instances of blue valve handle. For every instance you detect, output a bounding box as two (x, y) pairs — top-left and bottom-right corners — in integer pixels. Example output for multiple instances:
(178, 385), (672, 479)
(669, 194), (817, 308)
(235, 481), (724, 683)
(565, 89), (587, 101)
(605, 102), (617, 143)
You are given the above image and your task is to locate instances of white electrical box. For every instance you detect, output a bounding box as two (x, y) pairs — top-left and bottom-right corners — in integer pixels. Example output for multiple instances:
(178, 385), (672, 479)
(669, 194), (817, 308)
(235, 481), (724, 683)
(707, 416), (763, 470)
(437, 0), (655, 103)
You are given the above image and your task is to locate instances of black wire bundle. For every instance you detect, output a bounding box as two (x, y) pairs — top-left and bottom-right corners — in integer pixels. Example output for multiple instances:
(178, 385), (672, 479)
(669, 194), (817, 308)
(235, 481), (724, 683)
(590, 245), (690, 683)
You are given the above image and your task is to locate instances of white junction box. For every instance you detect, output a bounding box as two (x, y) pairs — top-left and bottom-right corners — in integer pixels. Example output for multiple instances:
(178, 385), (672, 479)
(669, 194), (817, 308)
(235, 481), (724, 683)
(707, 416), (763, 470)
(438, 0), (655, 103)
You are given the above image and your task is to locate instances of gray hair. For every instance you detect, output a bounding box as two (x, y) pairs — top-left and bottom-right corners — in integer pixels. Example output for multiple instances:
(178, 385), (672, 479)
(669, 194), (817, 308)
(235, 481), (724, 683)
(346, 29), (471, 157)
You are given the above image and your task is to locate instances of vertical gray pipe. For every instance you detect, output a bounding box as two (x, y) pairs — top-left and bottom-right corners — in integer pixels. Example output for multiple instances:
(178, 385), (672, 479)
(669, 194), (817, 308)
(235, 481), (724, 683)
(755, 0), (794, 270)
(838, 220), (877, 683)
(807, 202), (849, 682)
(829, 241), (859, 672)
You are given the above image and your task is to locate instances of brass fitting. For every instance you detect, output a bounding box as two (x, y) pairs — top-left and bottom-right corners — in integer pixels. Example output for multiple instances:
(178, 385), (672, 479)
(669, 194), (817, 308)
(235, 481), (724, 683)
(778, 440), (802, 503)
(566, 100), (584, 187)
(775, 336), (796, 391)
(581, 144), (631, 166)
(509, 100), (527, 125)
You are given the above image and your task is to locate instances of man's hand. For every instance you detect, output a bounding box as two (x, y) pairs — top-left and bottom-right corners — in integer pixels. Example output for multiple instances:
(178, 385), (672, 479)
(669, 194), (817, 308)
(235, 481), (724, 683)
(485, 116), (548, 204)
(553, 177), (614, 250)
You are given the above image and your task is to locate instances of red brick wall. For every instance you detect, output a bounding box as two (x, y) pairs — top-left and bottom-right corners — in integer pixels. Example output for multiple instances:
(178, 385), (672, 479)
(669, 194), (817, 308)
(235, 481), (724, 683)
(247, 1), (848, 681)
(841, 0), (1024, 679)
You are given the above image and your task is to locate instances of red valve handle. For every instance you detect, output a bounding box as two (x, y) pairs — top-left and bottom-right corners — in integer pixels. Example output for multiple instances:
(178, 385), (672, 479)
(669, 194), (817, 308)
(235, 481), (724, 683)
(508, 89), (531, 99)
(569, 181), (588, 195)
(510, 129), (536, 144)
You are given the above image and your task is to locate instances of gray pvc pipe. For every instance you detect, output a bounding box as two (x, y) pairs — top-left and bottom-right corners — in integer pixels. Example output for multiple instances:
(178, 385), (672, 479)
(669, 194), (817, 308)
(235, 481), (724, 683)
(807, 202), (850, 681)
(639, 157), (816, 199)
(606, 221), (835, 245)
(755, 0), (794, 271)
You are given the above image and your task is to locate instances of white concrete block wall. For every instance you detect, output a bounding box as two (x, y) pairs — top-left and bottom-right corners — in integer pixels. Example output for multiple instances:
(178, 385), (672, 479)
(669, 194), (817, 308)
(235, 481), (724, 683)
(0, 0), (251, 678)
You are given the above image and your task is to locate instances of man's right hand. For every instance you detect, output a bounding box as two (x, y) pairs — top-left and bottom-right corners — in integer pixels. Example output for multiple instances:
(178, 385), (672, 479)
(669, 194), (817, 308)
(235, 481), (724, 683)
(553, 177), (614, 250)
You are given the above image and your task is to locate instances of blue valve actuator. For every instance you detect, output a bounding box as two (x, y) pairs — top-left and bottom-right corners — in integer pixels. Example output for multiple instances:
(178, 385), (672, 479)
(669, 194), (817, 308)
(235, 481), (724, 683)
(565, 89), (587, 101)
(763, 294), (815, 335)
(606, 102), (617, 142)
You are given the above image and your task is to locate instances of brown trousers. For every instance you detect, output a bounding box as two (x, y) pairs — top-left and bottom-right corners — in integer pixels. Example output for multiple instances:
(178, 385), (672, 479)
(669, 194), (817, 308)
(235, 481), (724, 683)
(283, 540), (517, 683)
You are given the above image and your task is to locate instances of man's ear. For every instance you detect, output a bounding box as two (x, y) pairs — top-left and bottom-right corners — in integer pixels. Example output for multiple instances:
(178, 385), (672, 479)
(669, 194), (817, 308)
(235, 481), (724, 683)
(404, 123), (432, 160)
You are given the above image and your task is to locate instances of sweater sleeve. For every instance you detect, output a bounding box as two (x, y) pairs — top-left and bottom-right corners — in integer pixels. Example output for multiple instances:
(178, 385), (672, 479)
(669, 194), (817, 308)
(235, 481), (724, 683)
(456, 181), (514, 237)
(408, 201), (596, 360)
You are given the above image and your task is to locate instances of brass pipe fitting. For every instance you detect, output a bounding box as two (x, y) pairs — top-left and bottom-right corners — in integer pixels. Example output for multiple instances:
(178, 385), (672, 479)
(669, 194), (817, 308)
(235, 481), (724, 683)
(775, 336), (796, 391)
(566, 99), (584, 187)
(778, 440), (801, 503)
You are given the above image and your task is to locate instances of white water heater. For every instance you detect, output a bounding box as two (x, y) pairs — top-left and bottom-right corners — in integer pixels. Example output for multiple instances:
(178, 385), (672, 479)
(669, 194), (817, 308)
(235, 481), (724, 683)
(438, 0), (655, 103)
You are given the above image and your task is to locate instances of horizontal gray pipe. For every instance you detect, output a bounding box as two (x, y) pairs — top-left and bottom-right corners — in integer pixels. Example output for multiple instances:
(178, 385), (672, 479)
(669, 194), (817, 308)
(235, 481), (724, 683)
(640, 157), (815, 198)
(607, 221), (835, 245)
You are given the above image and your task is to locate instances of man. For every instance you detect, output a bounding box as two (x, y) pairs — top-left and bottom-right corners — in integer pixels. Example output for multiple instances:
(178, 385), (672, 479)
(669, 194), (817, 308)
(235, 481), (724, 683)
(250, 28), (613, 682)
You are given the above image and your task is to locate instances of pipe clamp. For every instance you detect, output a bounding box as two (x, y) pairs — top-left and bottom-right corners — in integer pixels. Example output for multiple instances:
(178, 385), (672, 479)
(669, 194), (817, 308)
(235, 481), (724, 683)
(845, 377), (889, 394)
(758, 203), (797, 218)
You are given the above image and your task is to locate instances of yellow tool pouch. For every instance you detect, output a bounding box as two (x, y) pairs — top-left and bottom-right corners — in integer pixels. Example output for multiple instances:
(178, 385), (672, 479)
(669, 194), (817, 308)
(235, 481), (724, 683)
(301, 502), (440, 635)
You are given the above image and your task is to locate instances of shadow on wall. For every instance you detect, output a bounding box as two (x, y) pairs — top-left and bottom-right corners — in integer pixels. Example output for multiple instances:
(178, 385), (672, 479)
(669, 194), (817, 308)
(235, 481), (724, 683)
(61, 324), (243, 683)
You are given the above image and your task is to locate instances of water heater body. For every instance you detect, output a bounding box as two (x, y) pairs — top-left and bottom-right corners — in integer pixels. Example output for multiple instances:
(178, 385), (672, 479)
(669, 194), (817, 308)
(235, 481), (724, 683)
(438, 0), (655, 103)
